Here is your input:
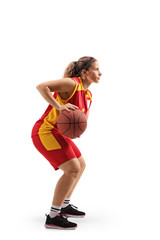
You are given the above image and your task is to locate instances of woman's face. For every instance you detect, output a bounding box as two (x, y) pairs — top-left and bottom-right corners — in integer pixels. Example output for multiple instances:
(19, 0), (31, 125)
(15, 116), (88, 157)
(82, 61), (102, 83)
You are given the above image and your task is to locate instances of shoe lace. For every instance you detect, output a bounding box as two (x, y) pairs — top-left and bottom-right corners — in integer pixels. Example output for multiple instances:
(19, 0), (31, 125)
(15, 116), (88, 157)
(70, 204), (78, 209)
(59, 213), (69, 224)
(45, 213), (69, 221)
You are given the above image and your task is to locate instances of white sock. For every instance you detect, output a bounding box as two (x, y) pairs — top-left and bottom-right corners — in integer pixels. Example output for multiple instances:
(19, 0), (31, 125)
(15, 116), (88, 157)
(49, 205), (61, 218)
(62, 198), (70, 208)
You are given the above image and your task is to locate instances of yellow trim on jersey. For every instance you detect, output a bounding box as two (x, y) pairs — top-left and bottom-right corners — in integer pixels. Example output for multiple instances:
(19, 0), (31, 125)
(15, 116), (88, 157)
(85, 90), (92, 101)
(56, 79), (78, 104)
(77, 77), (84, 91)
(54, 77), (84, 105)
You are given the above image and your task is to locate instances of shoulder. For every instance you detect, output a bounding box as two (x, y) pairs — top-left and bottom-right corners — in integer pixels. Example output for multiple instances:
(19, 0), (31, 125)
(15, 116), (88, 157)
(53, 77), (77, 91)
(60, 77), (77, 87)
(37, 78), (77, 93)
(70, 77), (80, 86)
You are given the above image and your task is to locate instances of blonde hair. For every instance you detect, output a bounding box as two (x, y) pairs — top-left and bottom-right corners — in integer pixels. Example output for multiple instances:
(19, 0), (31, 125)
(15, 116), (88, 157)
(63, 56), (96, 78)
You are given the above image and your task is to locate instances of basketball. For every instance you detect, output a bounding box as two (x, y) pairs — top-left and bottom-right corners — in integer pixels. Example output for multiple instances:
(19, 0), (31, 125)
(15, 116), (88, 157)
(57, 109), (87, 139)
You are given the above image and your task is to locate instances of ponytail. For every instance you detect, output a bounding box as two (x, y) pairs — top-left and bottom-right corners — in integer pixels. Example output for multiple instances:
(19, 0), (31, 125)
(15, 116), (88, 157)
(63, 61), (77, 78)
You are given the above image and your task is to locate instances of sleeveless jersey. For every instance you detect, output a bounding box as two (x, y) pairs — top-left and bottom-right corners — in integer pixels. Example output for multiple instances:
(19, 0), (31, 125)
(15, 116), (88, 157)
(31, 77), (92, 137)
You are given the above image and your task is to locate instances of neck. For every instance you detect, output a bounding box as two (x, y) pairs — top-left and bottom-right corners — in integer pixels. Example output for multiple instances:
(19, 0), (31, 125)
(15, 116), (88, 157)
(80, 77), (91, 91)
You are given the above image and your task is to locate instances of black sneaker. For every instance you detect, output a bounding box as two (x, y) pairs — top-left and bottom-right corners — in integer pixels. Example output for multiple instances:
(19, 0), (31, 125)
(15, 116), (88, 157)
(61, 204), (86, 218)
(45, 214), (77, 230)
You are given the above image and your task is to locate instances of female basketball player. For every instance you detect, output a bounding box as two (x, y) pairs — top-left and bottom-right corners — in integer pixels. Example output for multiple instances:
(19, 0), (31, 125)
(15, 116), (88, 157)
(31, 56), (102, 229)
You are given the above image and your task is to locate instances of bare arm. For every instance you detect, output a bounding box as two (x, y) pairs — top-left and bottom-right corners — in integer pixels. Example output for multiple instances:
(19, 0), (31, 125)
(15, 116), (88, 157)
(86, 109), (90, 120)
(36, 78), (78, 112)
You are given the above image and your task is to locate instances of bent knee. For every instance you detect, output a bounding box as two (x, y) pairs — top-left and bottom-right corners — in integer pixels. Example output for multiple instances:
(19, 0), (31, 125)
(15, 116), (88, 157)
(64, 159), (81, 178)
(66, 166), (81, 178)
(78, 156), (86, 172)
(81, 161), (86, 172)
(59, 158), (81, 178)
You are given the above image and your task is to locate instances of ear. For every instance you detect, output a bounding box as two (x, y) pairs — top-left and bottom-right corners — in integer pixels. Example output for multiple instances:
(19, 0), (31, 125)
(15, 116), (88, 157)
(81, 69), (88, 76)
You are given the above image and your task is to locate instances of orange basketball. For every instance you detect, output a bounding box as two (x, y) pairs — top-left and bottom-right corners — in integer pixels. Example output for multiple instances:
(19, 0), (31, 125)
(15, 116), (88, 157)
(57, 109), (87, 139)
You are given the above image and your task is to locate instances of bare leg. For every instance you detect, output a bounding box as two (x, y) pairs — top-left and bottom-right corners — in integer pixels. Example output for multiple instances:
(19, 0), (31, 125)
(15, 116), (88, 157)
(52, 158), (81, 206)
(66, 156), (86, 198)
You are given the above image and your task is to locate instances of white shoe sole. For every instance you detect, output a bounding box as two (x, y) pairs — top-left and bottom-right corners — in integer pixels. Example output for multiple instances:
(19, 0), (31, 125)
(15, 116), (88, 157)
(45, 224), (77, 230)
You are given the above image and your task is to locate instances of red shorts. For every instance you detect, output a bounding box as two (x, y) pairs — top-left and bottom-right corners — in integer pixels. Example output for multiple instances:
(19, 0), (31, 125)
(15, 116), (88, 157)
(31, 127), (81, 170)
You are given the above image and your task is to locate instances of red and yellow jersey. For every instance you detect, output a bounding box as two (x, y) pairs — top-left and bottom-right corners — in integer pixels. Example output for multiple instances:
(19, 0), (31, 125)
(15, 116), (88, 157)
(31, 77), (92, 137)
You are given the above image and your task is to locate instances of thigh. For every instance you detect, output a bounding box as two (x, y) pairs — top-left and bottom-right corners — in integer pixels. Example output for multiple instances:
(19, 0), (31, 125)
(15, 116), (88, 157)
(66, 138), (81, 159)
(32, 130), (79, 170)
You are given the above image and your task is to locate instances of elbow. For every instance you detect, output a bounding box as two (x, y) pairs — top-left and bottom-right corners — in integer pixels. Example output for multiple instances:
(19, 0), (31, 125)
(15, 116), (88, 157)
(36, 83), (51, 95)
(36, 84), (41, 90)
(36, 83), (44, 91)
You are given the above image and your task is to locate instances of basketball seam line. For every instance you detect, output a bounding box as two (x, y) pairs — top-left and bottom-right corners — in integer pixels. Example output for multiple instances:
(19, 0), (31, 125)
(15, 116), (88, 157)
(60, 111), (72, 135)
(78, 111), (85, 132)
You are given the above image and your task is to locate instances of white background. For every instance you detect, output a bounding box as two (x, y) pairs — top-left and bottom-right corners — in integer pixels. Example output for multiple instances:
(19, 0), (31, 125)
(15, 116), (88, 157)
(0, 0), (160, 239)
